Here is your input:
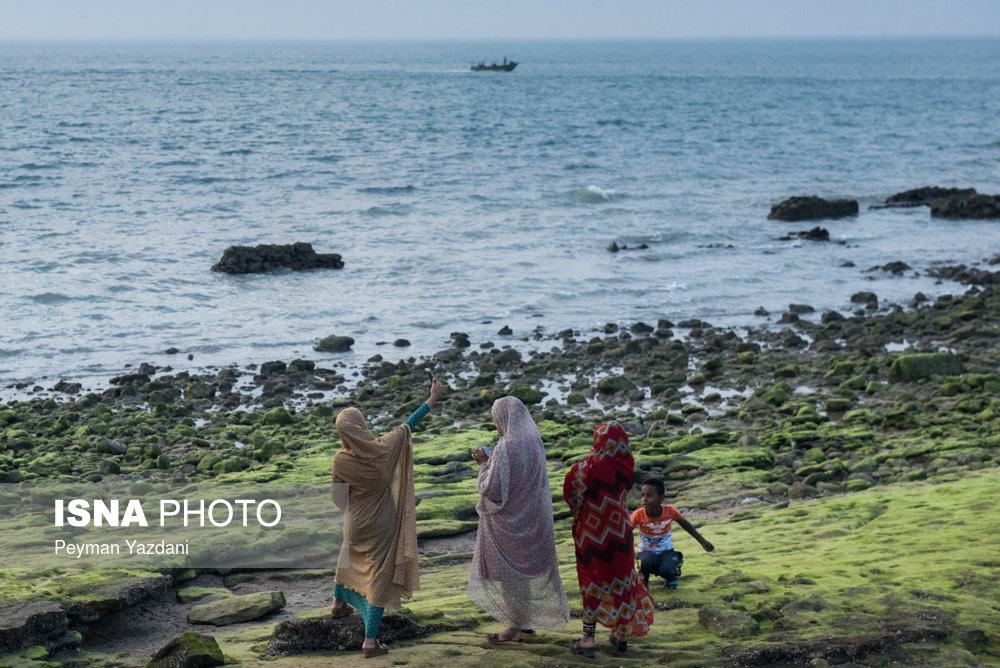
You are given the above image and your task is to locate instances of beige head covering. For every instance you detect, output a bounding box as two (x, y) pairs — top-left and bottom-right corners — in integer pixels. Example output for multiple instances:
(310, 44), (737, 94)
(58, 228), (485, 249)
(331, 407), (419, 607)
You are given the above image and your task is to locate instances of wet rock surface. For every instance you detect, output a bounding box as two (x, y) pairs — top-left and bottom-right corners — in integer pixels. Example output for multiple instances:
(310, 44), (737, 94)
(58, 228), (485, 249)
(210, 242), (344, 274)
(768, 196), (859, 222)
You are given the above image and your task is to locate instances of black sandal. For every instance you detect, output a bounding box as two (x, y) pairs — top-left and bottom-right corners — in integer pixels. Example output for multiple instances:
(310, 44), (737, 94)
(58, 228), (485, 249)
(610, 632), (627, 653)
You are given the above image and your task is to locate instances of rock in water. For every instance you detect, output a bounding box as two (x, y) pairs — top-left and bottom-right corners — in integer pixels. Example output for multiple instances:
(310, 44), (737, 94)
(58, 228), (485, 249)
(186, 591), (285, 626)
(930, 193), (1000, 219)
(211, 242), (344, 274)
(146, 631), (224, 668)
(314, 335), (355, 352)
(883, 186), (976, 207)
(767, 196), (859, 222)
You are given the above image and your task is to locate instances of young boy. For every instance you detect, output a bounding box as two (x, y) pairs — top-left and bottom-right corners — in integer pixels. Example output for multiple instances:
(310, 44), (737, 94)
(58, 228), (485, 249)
(630, 478), (714, 588)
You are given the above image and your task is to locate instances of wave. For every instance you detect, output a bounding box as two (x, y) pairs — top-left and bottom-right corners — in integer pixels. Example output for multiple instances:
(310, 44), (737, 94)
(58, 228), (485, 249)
(220, 149), (253, 156)
(309, 154), (342, 163)
(28, 292), (73, 304)
(0, 348), (24, 358)
(18, 163), (59, 171)
(564, 163), (600, 171)
(363, 205), (411, 217)
(560, 185), (621, 204)
(358, 185), (416, 195)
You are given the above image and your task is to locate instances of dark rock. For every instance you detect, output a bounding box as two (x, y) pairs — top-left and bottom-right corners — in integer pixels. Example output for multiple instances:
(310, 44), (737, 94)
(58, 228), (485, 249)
(165, 347), (179, 355)
(631, 322), (654, 335)
(187, 591), (286, 626)
(780, 226), (830, 241)
(0, 601), (68, 654)
(287, 359), (315, 373)
(52, 379), (82, 394)
(492, 348), (521, 367)
(267, 613), (422, 655)
(821, 310), (845, 324)
(607, 241), (620, 252)
(64, 575), (173, 623)
(851, 291), (878, 306)
(779, 312), (799, 324)
(840, 260), (855, 267)
(926, 264), (1000, 285)
(314, 336), (354, 353)
(259, 361), (287, 376)
(788, 303), (815, 314)
(147, 631), (224, 668)
(497, 325), (513, 335)
(930, 192), (1000, 219)
(109, 373), (151, 386)
(878, 261), (911, 275)
(753, 307), (769, 316)
(138, 362), (158, 375)
(768, 196), (858, 222)
(881, 186), (976, 208)
(392, 339), (411, 347)
(211, 242), (344, 274)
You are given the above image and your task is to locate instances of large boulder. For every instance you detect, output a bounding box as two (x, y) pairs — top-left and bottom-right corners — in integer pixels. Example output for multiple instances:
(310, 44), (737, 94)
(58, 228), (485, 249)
(931, 193), (1000, 219)
(187, 591), (286, 626)
(267, 613), (421, 654)
(888, 353), (962, 383)
(146, 631), (224, 668)
(768, 196), (858, 222)
(0, 601), (68, 654)
(881, 186), (976, 208)
(211, 242), (344, 274)
(314, 335), (354, 353)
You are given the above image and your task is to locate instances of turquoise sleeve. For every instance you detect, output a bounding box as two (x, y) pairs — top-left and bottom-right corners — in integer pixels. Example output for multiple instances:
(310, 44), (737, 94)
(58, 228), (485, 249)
(405, 402), (430, 429)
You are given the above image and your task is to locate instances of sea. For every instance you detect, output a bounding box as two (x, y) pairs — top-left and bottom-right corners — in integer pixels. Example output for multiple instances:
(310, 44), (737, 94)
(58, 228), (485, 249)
(2, 38), (999, 391)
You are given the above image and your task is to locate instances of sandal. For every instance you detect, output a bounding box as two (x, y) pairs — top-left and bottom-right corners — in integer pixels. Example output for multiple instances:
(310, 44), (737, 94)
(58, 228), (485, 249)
(330, 602), (355, 618)
(486, 631), (523, 645)
(569, 639), (596, 659)
(609, 633), (628, 653)
(363, 640), (388, 658)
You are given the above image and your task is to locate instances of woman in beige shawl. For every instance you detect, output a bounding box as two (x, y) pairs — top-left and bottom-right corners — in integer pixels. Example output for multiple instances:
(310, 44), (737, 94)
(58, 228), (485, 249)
(468, 395), (571, 644)
(330, 378), (441, 658)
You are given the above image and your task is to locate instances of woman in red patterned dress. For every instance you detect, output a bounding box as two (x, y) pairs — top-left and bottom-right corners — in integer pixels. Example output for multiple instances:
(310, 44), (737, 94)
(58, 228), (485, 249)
(563, 420), (654, 657)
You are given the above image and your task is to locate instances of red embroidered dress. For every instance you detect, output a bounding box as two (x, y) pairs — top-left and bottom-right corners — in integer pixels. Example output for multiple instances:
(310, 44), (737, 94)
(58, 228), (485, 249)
(563, 421), (654, 636)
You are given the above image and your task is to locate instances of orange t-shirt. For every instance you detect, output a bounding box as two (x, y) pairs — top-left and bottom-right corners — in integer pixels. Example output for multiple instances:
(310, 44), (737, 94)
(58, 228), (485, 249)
(630, 505), (683, 553)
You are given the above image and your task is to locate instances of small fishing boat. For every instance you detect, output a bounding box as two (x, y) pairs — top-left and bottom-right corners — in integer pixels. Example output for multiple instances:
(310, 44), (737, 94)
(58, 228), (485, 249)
(471, 58), (517, 72)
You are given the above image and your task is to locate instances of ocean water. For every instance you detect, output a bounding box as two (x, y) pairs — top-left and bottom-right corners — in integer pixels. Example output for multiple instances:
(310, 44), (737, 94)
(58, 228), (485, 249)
(2, 39), (999, 388)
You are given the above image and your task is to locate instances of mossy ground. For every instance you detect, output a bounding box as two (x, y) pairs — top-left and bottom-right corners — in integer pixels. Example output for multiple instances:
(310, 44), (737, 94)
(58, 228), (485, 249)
(3, 286), (1000, 665)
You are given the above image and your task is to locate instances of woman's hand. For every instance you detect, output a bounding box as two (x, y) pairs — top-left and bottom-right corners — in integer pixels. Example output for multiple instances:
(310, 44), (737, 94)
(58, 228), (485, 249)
(471, 447), (489, 465)
(427, 378), (443, 407)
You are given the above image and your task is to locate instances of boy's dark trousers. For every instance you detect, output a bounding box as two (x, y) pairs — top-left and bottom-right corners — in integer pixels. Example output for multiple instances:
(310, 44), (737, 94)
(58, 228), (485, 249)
(637, 549), (683, 586)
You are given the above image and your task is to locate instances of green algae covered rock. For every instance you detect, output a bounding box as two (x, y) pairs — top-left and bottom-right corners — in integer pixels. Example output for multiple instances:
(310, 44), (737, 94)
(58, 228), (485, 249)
(508, 386), (544, 404)
(889, 353), (961, 383)
(187, 590), (285, 626)
(262, 407), (295, 425)
(146, 631), (223, 668)
(597, 375), (637, 394)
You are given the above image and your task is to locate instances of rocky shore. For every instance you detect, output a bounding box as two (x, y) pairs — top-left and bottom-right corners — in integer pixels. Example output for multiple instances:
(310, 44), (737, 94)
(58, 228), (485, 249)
(2, 272), (1000, 666)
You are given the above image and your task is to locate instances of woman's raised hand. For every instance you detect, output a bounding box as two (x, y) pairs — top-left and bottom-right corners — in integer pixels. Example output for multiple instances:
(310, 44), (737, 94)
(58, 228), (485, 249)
(427, 378), (443, 407)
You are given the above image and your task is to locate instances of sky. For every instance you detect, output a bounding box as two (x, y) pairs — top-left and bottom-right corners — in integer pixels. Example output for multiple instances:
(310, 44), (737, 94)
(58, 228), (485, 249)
(1, 0), (999, 41)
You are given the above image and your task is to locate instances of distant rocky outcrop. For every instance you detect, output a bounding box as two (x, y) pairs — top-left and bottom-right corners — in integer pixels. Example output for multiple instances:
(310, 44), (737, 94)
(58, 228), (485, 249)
(211, 242), (344, 274)
(875, 186), (977, 208)
(777, 226), (830, 241)
(930, 193), (1000, 220)
(768, 196), (858, 222)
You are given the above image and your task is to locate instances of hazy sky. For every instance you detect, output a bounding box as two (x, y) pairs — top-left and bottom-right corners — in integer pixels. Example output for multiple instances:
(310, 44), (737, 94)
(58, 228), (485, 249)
(2, 0), (999, 40)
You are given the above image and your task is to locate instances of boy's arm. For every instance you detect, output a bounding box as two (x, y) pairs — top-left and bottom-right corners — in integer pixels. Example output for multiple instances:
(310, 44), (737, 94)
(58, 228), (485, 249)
(677, 517), (714, 552)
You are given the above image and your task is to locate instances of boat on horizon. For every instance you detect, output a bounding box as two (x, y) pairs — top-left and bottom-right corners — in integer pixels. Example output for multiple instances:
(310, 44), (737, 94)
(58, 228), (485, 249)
(471, 58), (517, 72)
